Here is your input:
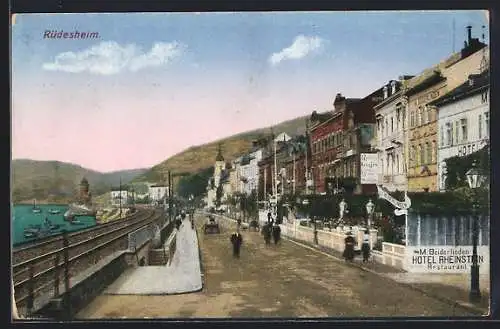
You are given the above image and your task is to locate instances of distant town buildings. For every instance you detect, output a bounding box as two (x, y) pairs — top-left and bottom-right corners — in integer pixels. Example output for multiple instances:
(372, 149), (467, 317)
(148, 184), (168, 204)
(110, 189), (128, 206)
(203, 26), (489, 205)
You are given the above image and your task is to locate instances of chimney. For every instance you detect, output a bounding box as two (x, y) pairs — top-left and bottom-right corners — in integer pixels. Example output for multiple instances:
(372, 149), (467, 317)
(466, 25), (472, 46)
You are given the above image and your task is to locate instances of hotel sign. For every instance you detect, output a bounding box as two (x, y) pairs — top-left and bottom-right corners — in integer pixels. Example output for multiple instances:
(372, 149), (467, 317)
(360, 153), (379, 184)
(405, 246), (489, 274)
(456, 140), (488, 157)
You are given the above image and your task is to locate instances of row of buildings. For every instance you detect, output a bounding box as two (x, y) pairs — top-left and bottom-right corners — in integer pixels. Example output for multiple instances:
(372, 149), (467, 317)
(109, 183), (169, 206)
(204, 27), (489, 206)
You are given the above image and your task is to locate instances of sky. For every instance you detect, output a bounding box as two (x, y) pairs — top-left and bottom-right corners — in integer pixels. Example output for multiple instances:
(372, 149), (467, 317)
(11, 11), (489, 172)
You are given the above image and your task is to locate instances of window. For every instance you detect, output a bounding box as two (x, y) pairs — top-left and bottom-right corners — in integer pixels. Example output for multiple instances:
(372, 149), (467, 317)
(427, 107), (432, 123)
(440, 126), (444, 146)
(391, 81), (397, 95)
(410, 111), (415, 127)
(385, 118), (388, 136)
(446, 122), (452, 146)
(396, 154), (400, 174)
(391, 154), (396, 175)
(402, 109), (406, 129)
(410, 145), (416, 167)
(484, 112), (489, 137)
(391, 117), (394, 133)
(426, 142), (432, 164)
(482, 91), (488, 104)
(418, 107), (423, 126)
(460, 118), (468, 142)
(417, 144), (422, 165)
(431, 141), (436, 163)
(454, 121), (459, 145)
(478, 114), (482, 139)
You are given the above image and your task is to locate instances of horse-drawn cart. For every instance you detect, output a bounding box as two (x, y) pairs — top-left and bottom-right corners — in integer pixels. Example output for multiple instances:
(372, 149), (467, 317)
(204, 215), (221, 234)
(248, 219), (260, 232)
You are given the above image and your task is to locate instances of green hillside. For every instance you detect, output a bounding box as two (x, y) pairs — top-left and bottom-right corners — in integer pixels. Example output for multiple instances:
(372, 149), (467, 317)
(11, 159), (147, 203)
(132, 113), (310, 187)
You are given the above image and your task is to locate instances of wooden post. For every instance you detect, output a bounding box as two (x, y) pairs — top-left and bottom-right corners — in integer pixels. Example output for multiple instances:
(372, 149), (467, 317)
(27, 265), (34, 317)
(53, 253), (60, 297)
(62, 230), (71, 319)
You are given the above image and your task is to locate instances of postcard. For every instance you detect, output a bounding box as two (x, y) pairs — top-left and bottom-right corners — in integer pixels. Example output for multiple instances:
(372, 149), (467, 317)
(11, 10), (490, 320)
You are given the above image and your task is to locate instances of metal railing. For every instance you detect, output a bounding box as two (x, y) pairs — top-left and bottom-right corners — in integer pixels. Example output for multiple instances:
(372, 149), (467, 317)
(12, 208), (164, 318)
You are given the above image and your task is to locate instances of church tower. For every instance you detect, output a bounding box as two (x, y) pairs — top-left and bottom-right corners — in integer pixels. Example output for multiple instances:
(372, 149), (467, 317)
(214, 144), (225, 188)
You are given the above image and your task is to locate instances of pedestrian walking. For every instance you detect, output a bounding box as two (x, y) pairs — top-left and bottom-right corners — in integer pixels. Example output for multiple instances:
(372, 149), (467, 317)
(262, 223), (272, 245)
(361, 229), (371, 263)
(272, 224), (281, 245)
(343, 232), (355, 262)
(267, 211), (273, 225)
(230, 230), (243, 258)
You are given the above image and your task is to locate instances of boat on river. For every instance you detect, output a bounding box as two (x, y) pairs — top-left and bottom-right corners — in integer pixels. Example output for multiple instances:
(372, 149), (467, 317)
(32, 199), (41, 214)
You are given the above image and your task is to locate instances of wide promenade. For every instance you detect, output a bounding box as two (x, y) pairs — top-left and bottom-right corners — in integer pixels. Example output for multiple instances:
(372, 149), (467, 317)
(77, 213), (476, 318)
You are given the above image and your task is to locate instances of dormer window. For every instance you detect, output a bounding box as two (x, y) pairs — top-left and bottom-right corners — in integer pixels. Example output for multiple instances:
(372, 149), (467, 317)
(383, 86), (388, 99)
(391, 80), (397, 95)
(469, 78), (474, 87)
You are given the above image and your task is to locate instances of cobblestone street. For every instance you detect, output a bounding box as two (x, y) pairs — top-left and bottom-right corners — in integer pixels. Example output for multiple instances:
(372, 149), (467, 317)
(76, 215), (477, 318)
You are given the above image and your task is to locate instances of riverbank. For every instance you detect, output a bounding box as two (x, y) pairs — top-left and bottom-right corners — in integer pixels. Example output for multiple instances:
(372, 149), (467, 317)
(15, 199), (71, 205)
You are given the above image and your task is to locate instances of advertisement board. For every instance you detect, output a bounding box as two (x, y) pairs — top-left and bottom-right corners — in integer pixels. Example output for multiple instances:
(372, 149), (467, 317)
(360, 153), (379, 184)
(405, 246), (490, 274)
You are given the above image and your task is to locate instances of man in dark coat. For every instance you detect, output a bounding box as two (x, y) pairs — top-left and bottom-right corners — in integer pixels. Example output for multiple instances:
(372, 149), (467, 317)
(262, 223), (272, 245)
(230, 230), (243, 258)
(343, 232), (356, 262)
(272, 224), (281, 245)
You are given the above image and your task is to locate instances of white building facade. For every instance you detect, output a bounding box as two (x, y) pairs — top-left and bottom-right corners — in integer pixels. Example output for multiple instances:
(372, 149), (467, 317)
(239, 149), (263, 195)
(434, 73), (489, 191)
(148, 185), (169, 203)
(110, 190), (129, 206)
(374, 79), (409, 192)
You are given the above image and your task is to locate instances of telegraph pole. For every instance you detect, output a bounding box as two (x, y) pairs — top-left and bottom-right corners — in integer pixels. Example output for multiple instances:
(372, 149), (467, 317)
(119, 177), (122, 218)
(168, 171), (172, 222)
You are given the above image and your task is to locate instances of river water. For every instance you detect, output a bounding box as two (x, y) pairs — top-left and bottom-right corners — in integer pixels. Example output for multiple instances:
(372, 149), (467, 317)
(11, 204), (96, 246)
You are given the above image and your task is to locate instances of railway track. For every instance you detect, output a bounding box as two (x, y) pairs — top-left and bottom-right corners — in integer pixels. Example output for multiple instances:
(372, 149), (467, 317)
(13, 207), (165, 313)
(13, 208), (148, 264)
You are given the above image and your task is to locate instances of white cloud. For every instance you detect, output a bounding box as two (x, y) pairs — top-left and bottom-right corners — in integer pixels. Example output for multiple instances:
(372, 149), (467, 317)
(269, 35), (325, 65)
(42, 41), (186, 75)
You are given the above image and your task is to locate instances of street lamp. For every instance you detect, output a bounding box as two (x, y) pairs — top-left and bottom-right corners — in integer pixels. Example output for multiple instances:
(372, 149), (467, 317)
(465, 160), (487, 303)
(365, 198), (375, 229)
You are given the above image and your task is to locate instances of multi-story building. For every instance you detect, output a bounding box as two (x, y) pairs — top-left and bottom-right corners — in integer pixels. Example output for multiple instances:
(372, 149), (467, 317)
(148, 184), (168, 203)
(405, 29), (487, 192)
(333, 89), (383, 195)
(309, 110), (342, 194)
(257, 132), (292, 200)
(431, 69), (489, 191)
(110, 189), (129, 206)
(374, 77), (413, 192)
(239, 149), (263, 195)
(281, 135), (309, 195)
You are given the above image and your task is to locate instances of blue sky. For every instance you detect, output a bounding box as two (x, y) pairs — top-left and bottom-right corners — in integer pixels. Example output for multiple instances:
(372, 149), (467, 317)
(11, 11), (489, 172)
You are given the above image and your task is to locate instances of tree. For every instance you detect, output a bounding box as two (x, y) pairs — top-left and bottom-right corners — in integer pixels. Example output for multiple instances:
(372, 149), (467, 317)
(178, 167), (214, 198)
